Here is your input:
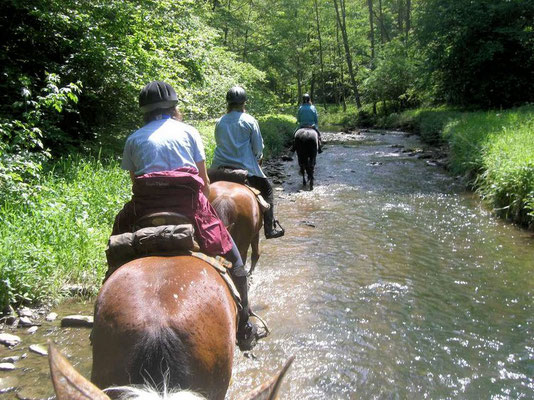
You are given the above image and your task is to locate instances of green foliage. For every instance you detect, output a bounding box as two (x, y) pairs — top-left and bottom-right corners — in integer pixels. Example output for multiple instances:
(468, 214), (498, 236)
(416, 0), (534, 108)
(361, 39), (420, 107)
(257, 114), (296, 158)
(443, 106), (534, 227)
(0, 156), (130, 309)
(0, 0), (267, 150)
(0, 74), (81, 205)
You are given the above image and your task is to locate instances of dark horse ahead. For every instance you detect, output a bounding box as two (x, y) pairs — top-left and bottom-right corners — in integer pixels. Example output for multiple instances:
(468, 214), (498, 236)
(294, 127), (319, 190)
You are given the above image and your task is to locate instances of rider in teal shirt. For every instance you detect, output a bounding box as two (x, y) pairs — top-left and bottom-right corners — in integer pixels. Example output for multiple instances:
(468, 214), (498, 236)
(296, 93), (322, 152)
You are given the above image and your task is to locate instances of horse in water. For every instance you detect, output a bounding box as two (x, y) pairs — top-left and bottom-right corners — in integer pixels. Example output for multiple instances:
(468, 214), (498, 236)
(49, 342), (294, 399)
(209, 181), (263, 275)
(91, 255), (239, 399)
(294, 128), (319, 190)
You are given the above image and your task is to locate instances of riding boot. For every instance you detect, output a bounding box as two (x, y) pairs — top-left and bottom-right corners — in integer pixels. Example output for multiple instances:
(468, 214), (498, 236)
(316, 129), (323, 153)
(232, 274), (258, 351)
(224, 239), (258, 351)
(263, 206), (285, 239)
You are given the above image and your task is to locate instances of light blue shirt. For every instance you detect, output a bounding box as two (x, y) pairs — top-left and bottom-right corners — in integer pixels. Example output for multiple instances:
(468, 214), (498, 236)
(211, 111), (266, 178)
(121, 116), (205, 176)
(297, 104), (318, 129)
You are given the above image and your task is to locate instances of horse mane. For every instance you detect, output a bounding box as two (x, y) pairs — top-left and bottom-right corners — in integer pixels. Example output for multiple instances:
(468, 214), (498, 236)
(211, 194), (237, 228)
(128, 326), (194, 394)
(110, 385), (206, 400)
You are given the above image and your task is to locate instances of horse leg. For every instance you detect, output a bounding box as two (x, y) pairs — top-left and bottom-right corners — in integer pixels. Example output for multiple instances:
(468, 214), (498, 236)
(249, 232), (260, 275)
(300, 164), (306, 186)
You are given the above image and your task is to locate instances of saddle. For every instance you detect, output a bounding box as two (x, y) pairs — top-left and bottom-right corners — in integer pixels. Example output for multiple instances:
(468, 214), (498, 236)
(208, 167), (270, 211)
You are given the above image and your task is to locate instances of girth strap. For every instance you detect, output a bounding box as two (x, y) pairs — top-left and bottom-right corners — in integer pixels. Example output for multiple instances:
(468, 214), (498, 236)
(190, 252), (242, 310)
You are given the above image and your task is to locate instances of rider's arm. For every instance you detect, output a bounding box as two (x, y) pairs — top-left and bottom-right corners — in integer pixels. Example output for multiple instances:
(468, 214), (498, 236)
(250, 119), (264, 160)
(195, 160), (211, 198)
(313, 106), (318, 128)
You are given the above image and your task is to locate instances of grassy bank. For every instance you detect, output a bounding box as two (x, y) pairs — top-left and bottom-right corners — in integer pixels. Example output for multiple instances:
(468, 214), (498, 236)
(0, 114), (295, 310)
(324, 104), (534, 229)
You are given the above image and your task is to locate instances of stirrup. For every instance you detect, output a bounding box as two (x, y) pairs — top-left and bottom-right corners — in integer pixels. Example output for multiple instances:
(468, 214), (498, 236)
(274, 220), (285, 235)
(237, 322), (258, 351)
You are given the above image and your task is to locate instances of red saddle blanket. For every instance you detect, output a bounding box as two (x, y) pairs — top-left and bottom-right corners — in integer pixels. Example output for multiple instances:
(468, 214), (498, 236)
(112, 167), (233, 256)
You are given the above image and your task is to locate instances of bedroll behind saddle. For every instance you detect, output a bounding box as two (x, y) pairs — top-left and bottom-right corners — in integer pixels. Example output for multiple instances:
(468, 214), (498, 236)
(105, 223), (198, 273)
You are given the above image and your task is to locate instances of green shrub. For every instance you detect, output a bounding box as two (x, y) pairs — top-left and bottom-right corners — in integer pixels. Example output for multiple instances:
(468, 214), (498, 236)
(257, 114), (296, 158)
(0, 156), (130, 309)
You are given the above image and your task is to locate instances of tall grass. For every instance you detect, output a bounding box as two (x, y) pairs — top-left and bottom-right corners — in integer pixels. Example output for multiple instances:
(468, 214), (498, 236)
(0, 114), (296, 309)
(442, 106), (534, 225)
(0, 156), (130, 308)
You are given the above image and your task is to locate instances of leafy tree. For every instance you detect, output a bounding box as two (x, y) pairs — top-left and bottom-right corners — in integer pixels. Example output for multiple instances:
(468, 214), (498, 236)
(416, 0), (534, 108)
(361, 39), (419, 109)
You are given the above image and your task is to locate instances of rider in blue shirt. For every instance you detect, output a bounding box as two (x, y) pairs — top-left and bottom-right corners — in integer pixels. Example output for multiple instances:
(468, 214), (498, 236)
(297, 93), (323, 153)
(212, 86), (285, 239)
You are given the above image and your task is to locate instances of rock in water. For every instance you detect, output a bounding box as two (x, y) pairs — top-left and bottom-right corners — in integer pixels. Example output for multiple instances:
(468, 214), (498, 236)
(0, 333), (21, 347)
(61, 315), (94, 328)
(18, 317), (34, 327)
(29, 344), (48, 356)
(0, 363), (16, 371)
(45, 312), (58, 321)
(27, 326), (38, 334)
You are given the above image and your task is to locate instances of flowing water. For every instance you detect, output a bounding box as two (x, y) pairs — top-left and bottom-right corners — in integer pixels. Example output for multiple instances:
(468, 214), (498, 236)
(1, 130), (533, 399)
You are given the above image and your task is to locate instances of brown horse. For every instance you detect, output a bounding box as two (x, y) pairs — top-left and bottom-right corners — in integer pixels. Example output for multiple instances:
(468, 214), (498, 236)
(91, 255), (238, 399)
(209, 181), (263, 275)
(50, 342), (294, 399)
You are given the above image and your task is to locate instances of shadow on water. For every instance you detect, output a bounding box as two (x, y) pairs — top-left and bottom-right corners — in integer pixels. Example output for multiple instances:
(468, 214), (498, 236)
(1, 129), (533, 399)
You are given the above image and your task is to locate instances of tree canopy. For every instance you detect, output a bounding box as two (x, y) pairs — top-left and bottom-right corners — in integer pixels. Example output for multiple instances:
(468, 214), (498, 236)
(0, 0), (532, 164)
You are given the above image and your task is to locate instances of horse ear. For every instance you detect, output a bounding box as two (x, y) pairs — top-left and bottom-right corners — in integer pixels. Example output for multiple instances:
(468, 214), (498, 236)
(241, 356), (295, 400)
(48, 341), (111, 400)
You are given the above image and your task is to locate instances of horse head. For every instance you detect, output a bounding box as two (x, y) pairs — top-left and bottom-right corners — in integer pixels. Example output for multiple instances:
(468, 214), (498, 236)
(49, 342), (293, 400)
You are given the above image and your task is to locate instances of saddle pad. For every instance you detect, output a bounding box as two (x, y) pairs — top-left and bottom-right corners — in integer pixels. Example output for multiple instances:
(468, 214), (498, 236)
(245, 185), (270, 211)
(190, 252), (242, 309)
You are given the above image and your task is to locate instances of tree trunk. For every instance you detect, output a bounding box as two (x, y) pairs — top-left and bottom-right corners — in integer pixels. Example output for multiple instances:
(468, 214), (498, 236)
(223, 0), (231, 45)
(242, 0), (254, 62)
(378, 0), (386, 43)
(296, 53), (303, 103)
(397, 0), (404, 35)
(313, 0), (326, 108)
(310, 72), (315, 100)
(333, 0), (361, 109)
(335, 17), (346, 111)
(405, 0), (411, 38)
(367, 0), (375, 61)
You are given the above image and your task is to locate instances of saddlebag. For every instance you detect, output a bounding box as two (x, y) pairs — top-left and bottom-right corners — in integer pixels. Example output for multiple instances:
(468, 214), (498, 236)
(106, 224), (198, 272)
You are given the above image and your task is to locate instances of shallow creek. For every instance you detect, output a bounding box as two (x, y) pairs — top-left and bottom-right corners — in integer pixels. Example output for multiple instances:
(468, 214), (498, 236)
(1, 130), (533, 399)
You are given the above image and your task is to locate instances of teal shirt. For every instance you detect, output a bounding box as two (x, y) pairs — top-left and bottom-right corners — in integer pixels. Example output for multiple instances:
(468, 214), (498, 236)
(212, 111), (266, 178)
(297, 104), (318, 129)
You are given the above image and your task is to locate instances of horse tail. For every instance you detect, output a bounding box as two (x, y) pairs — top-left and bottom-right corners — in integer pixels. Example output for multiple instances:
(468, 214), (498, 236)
(211, 195), (237, 228)
(129, 326), (193, 390)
